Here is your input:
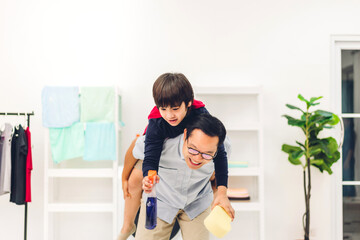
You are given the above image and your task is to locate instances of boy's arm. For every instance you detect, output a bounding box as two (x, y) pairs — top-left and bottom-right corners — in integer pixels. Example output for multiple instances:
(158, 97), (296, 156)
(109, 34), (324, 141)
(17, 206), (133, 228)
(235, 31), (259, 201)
(142, 120), (165, 177)
(213, 143), (228, 187)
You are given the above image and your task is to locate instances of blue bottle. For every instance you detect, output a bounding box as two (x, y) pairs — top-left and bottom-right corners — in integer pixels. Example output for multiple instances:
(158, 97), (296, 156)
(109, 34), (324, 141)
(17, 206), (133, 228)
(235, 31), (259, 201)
(145, 170), (157, 230)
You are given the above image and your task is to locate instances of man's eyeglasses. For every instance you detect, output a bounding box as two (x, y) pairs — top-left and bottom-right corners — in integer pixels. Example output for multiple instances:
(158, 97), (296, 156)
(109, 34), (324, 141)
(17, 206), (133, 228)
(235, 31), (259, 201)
(186, 141), (217, 160)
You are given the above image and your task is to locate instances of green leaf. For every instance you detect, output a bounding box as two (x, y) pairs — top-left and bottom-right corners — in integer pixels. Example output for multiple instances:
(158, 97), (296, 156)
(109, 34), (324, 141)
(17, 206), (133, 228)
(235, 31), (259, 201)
(286, 104), (305, 113)
(310, 159), (324, 166)
(309, 146), (322, 155)
(283, 115), (306, 127)
(310, 96), (323, 104)
(288, 155), (302, 165)
(322, 163), (333, 174)
(309, 114), (329, 125)
(326, 137), (339, 154)
(291, 150), (304, 160)
(282, 144), (302, 154)
(296, 141), (305, 149)
(315, 110), (333, 118)
(298, 94), (308, 103)
(328, 114), (340, 125)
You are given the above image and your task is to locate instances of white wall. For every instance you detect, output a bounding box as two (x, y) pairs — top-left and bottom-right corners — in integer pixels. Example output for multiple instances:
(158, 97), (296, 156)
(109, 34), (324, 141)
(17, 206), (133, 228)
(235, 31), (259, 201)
(1, 0), (359, 239)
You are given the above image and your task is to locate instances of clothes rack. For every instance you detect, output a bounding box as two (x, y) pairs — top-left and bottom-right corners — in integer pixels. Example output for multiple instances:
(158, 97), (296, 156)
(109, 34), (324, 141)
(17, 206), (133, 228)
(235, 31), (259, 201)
(0, 111), (34, 240)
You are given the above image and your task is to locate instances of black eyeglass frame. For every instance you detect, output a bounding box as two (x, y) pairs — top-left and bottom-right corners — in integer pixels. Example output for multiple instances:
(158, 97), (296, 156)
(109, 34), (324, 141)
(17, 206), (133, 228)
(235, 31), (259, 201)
(186, 140), (217, 160)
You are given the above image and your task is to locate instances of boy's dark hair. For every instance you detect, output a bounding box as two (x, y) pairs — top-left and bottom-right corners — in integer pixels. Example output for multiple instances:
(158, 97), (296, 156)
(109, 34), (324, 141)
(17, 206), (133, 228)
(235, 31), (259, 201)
(185, 114), (226, 147)
(153, 73), (194, 108)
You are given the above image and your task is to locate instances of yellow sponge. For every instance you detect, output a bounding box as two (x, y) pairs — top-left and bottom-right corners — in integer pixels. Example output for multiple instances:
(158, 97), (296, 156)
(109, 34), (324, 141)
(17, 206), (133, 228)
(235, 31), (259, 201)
(204, 205), (231, 238)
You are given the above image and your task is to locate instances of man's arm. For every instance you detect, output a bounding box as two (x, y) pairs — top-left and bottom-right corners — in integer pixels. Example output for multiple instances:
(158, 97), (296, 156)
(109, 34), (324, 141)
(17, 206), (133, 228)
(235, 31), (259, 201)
(212, 186), (235, 221)
(211, 170), (235, 221)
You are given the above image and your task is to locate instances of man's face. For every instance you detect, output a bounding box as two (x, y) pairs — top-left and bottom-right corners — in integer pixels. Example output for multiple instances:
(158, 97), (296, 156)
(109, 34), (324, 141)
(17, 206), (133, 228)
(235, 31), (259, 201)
(159, 101), (191, 126)
(182, 129), (219, 170)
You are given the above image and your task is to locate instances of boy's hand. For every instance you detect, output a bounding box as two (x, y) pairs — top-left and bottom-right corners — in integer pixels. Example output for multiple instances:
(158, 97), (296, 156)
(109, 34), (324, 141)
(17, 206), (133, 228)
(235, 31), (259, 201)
(212, 186), (235, 221)
(142, 175), (160, 194)
(122, 179), (131, 199)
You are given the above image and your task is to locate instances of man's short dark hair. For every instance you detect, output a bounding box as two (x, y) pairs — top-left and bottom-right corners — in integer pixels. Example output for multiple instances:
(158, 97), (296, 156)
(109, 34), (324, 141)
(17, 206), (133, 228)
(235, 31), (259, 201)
(153, 73), (194, 108)
(185, 114), (226, 146)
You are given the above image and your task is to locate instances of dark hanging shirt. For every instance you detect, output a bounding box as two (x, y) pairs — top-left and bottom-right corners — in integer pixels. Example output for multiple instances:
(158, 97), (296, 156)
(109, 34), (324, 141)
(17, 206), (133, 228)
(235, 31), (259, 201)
(10, 125), (28, 205)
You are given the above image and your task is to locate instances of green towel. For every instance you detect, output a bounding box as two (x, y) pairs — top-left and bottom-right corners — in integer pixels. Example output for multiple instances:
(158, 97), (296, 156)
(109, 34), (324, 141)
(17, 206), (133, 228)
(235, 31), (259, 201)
(228, 161), (248, 168)
(49, 123), (85, 163)
(80, 87), (115, 122)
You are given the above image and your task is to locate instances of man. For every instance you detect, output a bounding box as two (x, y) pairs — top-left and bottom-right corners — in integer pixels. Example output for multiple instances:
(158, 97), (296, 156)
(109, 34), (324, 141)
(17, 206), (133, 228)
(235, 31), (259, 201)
(134, 113), (234, 240)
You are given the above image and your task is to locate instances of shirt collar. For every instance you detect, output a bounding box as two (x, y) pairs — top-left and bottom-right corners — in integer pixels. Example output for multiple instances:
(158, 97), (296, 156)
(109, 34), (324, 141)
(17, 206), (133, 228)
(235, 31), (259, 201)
(178, 133), (185, 160)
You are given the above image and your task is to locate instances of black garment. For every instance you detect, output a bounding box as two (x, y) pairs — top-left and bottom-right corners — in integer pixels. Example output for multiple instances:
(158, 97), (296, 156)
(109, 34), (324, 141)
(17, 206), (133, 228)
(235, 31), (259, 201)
(142, 107), (229, 187)
(10, 125), (27, 205)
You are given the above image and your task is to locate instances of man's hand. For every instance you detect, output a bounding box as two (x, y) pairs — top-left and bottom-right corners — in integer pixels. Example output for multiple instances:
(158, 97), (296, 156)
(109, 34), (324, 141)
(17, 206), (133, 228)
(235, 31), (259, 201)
(142, 175), (160, 194)
(122, 179), (131, 199)
(212, 186), (235, 221)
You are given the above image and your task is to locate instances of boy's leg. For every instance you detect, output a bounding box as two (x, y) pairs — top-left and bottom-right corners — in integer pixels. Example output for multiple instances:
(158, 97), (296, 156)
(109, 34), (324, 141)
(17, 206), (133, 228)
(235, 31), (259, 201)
(177, 207), (211, 240)
(135, 200), (174, 240)
(120, 166), (143, 234)
(119, 136), (143, 238)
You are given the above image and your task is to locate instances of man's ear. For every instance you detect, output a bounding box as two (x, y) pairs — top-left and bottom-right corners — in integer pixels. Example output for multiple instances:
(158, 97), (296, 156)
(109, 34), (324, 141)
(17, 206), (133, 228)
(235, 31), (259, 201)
(183, 129), (187, 140)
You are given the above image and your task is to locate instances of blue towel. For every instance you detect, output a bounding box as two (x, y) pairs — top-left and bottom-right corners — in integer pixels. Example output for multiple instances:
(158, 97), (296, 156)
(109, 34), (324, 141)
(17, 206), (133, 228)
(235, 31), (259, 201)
(42, 86), (80, 128)
(84, 123), (116, 161)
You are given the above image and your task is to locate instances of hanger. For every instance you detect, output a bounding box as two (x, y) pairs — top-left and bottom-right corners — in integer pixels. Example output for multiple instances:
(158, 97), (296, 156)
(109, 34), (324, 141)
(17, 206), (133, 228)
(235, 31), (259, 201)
(23, 113), (27, 128)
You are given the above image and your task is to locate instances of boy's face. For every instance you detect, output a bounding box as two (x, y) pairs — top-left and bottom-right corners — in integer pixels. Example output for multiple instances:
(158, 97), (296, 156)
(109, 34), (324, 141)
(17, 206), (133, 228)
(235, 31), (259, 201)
(159, 101), (191, 126)
(182, 129), (218, 170)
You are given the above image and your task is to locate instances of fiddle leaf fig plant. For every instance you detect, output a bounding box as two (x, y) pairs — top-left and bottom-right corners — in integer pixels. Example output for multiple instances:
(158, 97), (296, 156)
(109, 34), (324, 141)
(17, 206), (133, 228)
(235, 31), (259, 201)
(281, 94), (341, 240)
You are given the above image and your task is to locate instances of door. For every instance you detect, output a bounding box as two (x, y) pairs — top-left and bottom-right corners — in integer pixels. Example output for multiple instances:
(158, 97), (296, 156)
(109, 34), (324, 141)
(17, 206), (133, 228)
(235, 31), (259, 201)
(331, 36), (360, 240)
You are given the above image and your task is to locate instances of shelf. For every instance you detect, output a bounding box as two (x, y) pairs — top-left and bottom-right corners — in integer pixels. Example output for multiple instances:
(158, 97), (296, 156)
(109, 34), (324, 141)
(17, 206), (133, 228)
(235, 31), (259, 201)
(231, 201), (261, 212)
(48, 168), (114, 178)
(228, 167), (260, 176)
(195, 86), (262, 95)
(48, 203), (114, 212)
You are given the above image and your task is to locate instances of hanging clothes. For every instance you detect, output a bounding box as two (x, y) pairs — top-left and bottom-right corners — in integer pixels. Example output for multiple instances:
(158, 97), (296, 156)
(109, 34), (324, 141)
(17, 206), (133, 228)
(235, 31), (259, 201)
(25, 127), (32, 202)
(10, 125), (27, 205)
(0, 123), (12, 196)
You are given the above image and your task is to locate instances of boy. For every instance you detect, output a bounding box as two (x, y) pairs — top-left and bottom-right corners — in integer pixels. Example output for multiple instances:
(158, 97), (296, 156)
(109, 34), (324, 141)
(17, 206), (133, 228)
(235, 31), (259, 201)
(119, 73), (231, 240)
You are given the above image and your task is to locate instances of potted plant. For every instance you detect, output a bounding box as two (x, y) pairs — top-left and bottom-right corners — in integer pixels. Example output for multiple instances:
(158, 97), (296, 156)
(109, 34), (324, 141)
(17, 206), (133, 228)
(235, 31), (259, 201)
(281, 94), (342, 240)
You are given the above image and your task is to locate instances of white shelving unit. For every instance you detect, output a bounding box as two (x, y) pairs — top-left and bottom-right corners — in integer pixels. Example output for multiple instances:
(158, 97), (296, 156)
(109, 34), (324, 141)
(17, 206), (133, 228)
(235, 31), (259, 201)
(43, 87), (122, 240)
(195, 86), (265, 240)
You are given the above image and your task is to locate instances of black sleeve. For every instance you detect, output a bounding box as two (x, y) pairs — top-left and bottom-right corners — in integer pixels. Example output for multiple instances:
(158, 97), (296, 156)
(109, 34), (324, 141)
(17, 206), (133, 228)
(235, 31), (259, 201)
(213, 142), (228, 187)
(142, 119), (165, 177)
(190, 106), (229, 187)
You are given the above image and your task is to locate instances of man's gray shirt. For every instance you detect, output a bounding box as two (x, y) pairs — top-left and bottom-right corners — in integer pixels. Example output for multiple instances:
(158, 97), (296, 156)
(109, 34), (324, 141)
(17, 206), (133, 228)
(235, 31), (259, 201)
(133, 134), (214, 224)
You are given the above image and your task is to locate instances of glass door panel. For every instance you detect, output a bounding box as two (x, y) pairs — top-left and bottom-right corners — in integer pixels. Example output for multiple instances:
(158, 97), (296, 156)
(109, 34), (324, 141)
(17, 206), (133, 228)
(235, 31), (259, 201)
(342, 49), (360, 239)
